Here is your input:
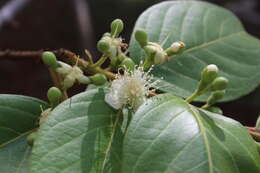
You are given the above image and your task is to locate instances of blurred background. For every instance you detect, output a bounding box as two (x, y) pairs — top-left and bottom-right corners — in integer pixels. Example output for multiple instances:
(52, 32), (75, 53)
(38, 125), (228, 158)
(0, 0), (259, 125)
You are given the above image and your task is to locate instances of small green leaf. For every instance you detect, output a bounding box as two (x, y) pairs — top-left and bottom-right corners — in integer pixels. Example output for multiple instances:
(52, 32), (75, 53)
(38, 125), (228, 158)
(0, 95), (49, 173)
(123, 94), (260, 172)
(129, 1), (260, 101)
(31, 89), (123, 173)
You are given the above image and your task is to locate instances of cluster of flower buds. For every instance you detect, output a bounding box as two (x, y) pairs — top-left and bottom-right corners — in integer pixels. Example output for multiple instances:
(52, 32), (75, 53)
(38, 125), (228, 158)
(42, 51), (107, 91)
(188, 64), (229, 111)
(134, 29), (185, 70)
(97, 19), (136, 71)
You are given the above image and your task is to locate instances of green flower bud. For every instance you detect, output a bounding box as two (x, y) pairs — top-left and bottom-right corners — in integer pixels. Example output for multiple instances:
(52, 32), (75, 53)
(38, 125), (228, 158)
(201, 64), (219, 84)
(206, 106), (223, 114)
(154, 51), (166, 65)
(42, 51), (59, 68)
(90, 73), (107, 85)
(111, 19), (124, 37)
(97, 39), (110, 54)
(165, 41), (186, 56)
(27, 132), (38, 146)
(77, 75), (91, 84)
(118, 53), (127, 62)
(211, 77), (229, 91)
(207, 90), (225, 106)
(120, 58), (135, 71)
(135, 29), (148, 47)
(144, 45), (157, 56)
(47, 87), (62, 107)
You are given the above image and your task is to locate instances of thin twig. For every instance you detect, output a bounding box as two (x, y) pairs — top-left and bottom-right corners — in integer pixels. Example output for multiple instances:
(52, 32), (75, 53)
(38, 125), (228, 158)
(245, 126), (260, 142)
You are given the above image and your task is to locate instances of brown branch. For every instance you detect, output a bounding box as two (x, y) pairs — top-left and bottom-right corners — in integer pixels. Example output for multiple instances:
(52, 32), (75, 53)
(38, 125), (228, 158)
(0, 49), (89, 67)
(245, 126), (260, 142)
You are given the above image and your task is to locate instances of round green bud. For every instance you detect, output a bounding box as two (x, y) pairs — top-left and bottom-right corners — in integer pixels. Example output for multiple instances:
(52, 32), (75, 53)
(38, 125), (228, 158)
(118, 53), (127, 62)
(154, 51), (166, 65)
(207, 90), (225, 105)
(120, 58), (135, 71)
(42, 51), (59, 68)
(211, 77), (228, 91)
(90, 73), (107, 85)
(97, 39), (110, 53)
(47, 87), (62, 105)
(201, 64), (219, 84)
(111, 19), (124, 37)
(27, 132), (37, 146)
(135, 29), (148, 47)
(206, 106), (223, 114)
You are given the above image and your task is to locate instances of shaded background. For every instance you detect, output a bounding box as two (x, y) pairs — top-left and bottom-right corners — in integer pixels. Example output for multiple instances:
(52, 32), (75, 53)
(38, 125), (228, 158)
(0, 0), (259, 125)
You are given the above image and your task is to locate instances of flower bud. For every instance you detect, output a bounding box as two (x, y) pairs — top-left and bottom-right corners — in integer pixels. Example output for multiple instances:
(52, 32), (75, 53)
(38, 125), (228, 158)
(165, 41), (186, 56)
(47, 87), (62, 107)
(63, 74), (76, 89)
(207, 90), (225, 106)
(42, 51), (59, 68)
(97, 39), (110, 54)
(211, 77), (228, 91)
(135, 29), (148, 47)
(118, 53), (127, 62)
(27, 132), (38, 146)
(206, 106), (223, 114)
(154, 51), (166, 65)
(77, 75), (91, 84)
(120, 58), (135, 71)
(90, 73), (107, 85)
(111, 19), (124, 37)
(201, 64), (219, 84)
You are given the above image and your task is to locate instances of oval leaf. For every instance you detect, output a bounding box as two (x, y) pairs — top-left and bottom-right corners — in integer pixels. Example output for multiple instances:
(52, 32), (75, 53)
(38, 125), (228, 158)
(129, 1), (260, 101)
(31, 89), (123, 173)
(0, 95), (48, 173)
(122, 94), (260, 172)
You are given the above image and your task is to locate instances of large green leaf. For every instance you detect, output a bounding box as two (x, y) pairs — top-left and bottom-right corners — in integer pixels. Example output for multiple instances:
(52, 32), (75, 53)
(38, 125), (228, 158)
(31, 88), (123, 173)
(123, 94), (260, 172)
(0, 95), (49, 173)
(129, 0), (260, 102)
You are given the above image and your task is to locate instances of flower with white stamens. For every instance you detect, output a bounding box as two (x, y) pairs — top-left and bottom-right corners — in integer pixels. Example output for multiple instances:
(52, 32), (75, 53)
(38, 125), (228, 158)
(105, 66), (159, 111)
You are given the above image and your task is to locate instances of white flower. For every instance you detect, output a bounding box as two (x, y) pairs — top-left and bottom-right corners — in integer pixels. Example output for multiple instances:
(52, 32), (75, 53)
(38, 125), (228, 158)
(105, 66), (158, 111)
(55, 61), (90, 89)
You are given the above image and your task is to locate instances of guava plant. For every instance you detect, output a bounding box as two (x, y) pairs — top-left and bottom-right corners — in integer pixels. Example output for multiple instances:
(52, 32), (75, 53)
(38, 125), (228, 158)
(1, 1), (260, 173)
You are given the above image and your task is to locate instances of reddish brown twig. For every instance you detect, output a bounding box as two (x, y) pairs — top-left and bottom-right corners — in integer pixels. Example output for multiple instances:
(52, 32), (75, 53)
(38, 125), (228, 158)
(245, 126), (260, 142)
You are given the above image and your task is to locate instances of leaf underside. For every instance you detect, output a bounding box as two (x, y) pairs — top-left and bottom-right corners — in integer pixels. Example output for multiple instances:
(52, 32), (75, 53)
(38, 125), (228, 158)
(0, 94), (48, 173)
(31, 89), (123, 173)
(129, 1), (260, 102)
(122, 94), (260, 173)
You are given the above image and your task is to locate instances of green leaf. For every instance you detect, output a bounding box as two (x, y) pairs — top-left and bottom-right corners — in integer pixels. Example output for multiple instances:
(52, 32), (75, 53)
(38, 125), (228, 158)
(123, 94), (260, 172)
(129, 1), (260, 102)
(256, 116), (260, 128)
(0, 95), (49, 173)
(31, 88), (123, 173)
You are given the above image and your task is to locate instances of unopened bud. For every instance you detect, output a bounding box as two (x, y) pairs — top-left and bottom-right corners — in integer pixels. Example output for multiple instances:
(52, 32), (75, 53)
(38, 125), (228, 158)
(42, 51), (59, 68)
(211, 77), (228, 91)
(135, 29), (148, 47)
(165, 41), (186, 56)
(207, 90), (225, 106)
(201, 64), (219, 84)
(111, 19), (124, 37)
(120, 58), (135, 71)
(154, 51), (166, 65)
(27, 132), (38, 146)
(47, 87), (62, 107)
(97, 39), (110, 54)
(90, 73), (107, 85)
